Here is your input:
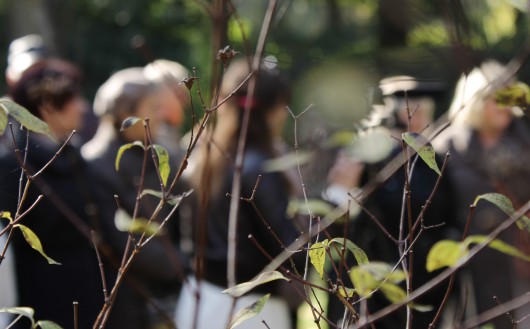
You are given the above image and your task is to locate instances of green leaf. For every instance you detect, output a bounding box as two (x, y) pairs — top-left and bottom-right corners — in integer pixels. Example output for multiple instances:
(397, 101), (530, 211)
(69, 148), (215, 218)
(223, 271), (289, 297)
(120, 116), (143, 131)
(114, 208), (160, 237)
(263, 151), (312, 172)
(474, 193), (530, 232)
(323, 130), (357, 148)
(0, 106), (8, 135)
(0, 307), (35, 326)
(152, 144), (170, 187)
(350, 265), (379, 297)
(329, 238), (369, 265)
(15, 224), (60, 265)
(380, 282), (406, 303)
(228, 294), (270, 329)
(464, 235), (530, 262)
(115, 141), (145, 171)
(36, 320), (64, 329)
(287, 198), (334, 217)
(309, 239), (328, 279)
(426, 240), (466, 272)
(495, 82), (530, 109)
(337, 286), (356, 298)
(0, 100), (51, 137)
(402, 132), (441, 175)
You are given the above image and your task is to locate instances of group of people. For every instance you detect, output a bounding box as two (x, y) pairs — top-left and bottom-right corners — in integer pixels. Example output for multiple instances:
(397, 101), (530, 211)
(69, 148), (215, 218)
(0, 33), (530, 329)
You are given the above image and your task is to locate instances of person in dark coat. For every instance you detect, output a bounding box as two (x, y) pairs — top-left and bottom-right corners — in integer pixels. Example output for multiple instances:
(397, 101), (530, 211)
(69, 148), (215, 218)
(82, 67), (188, 329)
(0, 59), (102, 328)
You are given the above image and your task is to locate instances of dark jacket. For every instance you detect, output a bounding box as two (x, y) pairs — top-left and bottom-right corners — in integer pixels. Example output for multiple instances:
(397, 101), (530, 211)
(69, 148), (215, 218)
(82, 127), (186, 329)
(0, 132), (102, 329)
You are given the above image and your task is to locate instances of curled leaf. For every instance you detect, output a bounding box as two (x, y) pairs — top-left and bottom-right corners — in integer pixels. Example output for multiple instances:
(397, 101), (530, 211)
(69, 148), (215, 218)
(120, 116), (143, 131)
(426, 240), (466, 272)
(115, 141), (145, 171)
(1, 211), (13, 223)
(402, 132), (441, 175)
(223, 271), (289, 297)
(114, 209), (160, 237)
(309, 239), (328, 279)
(15, 224), (60, 265)
(152, 144), (170, 186)
(0, 100), (51, 137)
(228, 294), (269, 329)
(474, 193), (530, 232)
(0, 307), (35, 326)
(329, 238), (369, 265)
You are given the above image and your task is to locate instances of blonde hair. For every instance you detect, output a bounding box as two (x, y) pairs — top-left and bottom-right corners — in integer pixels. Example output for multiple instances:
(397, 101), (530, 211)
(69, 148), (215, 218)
(448, 60), (513, 129)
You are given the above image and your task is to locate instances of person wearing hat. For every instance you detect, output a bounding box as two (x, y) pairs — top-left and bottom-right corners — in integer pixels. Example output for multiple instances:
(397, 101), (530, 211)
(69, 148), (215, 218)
(82, 67), (188, 329)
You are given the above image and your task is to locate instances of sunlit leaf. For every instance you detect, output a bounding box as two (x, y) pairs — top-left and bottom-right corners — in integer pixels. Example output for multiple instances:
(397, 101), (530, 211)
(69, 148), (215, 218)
(380, 282), (406, 303)
(0, 307), (35, 326)
(152, 144), (170, 187)
(15, 224), (60, 265)
(350, 266), (379, 297)
(263, 151), (312, 172)
(309, 239), (328, 279)
(337, 286), (356, 298)
(228, 294), (269, 329)
(1, 211), (13, 223)
(426, 240), (466, 272)
(114, 208), (159, 237)
(0, 100), (51, 137)
(474, 193), (530, 232)
(495, 82), (530, 109)
(223, 271), (288, 297)
(402, 132), (441, 175)
(120, 116), (143, 131)
(465, 235), (530, 262)
(287, 198), (334, 217)
(115, 141), (145, 171)
(37, 320), (63, 329)
(0, 106), (7, 135)
(329, 238), (369, 265)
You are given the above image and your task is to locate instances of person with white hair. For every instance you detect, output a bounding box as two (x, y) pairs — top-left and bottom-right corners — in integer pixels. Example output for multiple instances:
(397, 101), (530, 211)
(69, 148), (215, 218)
(82, 67), (188, 329)
(436, 60), (530, 328)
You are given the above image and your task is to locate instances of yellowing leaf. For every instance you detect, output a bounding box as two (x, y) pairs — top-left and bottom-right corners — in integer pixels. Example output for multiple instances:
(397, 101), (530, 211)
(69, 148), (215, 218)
(1, 211), (13, 223)
(228, 294), (269, 329)
(380, 282), (407, 303)
(309, 239), (328, 279)
(0, 100), (51, 137)
(15, 224), (60, 265)
(115, 141), (145, 171)
(223, 271), (289, 297)
(329, 238), (369, 265)
(120, 116), (143, 131)
(114, 209), (159, 237)
(350, 266), (379, 297)
(402, 132), (441, 175)
(495, 82), (530, 109)
(37, 320), (64, 329)
(426, 240), (466, 272)
(0, 106), (7, 135)
(465, 235), (530, 262)
(152, 144), (170, 187)
(474, 193), (530, 232)
(337, 286), (356, 298)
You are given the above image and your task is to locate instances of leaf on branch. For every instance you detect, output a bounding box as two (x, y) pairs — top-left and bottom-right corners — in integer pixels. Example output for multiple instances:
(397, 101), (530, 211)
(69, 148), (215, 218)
(15, 224), (60, 265)
(329, 238), (369, 266)
(426, 240), (467, 272)
(228, 294), (269, 329)
(464, 235), (530, 262)
(223, 271), (289, 297)
(474, 193), (530, 232)
(402, 132), (441, 175)
(380, 282), (406, 303)
(263, 151), (312, 172)
(309, 239), (328, 279)
(115, 141), (145, 171)
(1, 211), (13, 223)
(120, 116), (143, 131)
(152, 144), (170, 186)
(0, 100), (51, 137)
(355, 262), (406, 283)
(114, 208), (160, 237)
(287, 198), (334, 217)
(140, 189), (193, 207)
(36, 320), (63, 329)
(337, 286), (356, 298)
(0, 106), (7, 136)
(0, 307), (35, 326)
(350, 265), (379, 297)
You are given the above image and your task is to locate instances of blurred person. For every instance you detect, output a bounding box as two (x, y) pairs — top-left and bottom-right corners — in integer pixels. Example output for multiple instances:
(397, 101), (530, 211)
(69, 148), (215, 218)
(143, 59), (189, 154)
(175, 59), (305, 329)
(0, 58), (102, 328)
(328, 76), (454, 328)
(82, 67), (187, 329)
(435, 60), (530, 328)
